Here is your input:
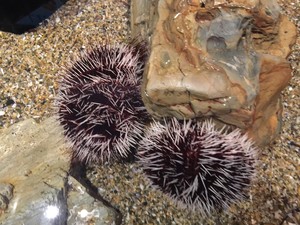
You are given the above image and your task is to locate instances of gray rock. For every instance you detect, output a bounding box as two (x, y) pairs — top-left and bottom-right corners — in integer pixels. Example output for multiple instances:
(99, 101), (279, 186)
(0, 117), (69, 225)
(0, 117), (119, 225)
(67, 176), (118, 225)
(0, 183), (13, 211)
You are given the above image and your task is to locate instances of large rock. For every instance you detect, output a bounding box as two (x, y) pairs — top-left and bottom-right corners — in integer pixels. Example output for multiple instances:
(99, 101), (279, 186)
(131, 0), (296, 146)
(0, 117), (119, 225)
(0, 117), (69, 224)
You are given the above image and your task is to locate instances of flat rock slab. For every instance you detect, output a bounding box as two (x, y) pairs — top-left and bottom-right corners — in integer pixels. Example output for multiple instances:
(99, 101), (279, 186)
(0, 117), (118, 225)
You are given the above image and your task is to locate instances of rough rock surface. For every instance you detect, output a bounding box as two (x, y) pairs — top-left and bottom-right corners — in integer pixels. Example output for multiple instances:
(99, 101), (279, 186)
(67, 176), (119, 225)
(0, 117), (118, 225)
(131, 0), (297, 146)
(0, 183), (13, 212)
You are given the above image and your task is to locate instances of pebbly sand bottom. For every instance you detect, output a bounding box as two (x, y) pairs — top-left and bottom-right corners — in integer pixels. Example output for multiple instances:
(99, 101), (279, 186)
(0, 0), (299, 224)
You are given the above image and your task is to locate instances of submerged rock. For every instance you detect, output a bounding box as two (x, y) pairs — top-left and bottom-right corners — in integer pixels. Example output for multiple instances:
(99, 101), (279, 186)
(0, 117), (119, 225)
(0, 117), (69, 225)
(0, 183), (13, 212)
(67, 176), (118, 225)
(131, 0), (296, 146)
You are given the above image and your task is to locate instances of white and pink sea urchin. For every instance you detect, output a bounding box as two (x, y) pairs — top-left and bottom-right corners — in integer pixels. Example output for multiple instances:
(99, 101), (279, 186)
(55, 42), (149, 164)
(138, 118), (257, 216)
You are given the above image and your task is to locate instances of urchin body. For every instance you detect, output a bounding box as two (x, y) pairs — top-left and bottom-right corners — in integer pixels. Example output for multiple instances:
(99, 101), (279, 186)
(138, 118), (257, 215)
(56, 43), (148, 164)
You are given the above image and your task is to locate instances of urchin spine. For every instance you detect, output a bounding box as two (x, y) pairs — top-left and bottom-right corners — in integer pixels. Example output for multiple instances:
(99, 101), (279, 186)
(56, 42), (149, 164)
(138, 118), (257, 215)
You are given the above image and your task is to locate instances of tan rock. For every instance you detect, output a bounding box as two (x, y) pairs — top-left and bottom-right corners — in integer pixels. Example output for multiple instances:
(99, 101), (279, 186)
(131, 0), (296, 146)
(0, 117), (119, 224)
(0, 117), (70, 223)
(247, 55), (292, 146)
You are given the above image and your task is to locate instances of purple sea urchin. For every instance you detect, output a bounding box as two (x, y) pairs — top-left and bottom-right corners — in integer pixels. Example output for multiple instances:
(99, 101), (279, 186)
(56, 42), (148, 164)
(138, 118), (257, 216)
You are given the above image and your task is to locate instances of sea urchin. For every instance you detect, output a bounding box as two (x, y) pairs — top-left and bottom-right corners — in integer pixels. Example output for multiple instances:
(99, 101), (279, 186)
(138, 118), (257, 216)
(56, 42), (148, 164)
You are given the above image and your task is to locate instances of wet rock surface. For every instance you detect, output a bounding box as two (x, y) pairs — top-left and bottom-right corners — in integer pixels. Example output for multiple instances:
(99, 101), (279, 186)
(132, 0), (297, 146)
(0, 117), (119, 225)
(0, 183), (13, 212)
(67, 176), (120, 225)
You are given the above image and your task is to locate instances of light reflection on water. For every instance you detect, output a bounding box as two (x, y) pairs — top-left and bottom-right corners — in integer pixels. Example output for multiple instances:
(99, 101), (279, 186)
(44, 205), (60, 220)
